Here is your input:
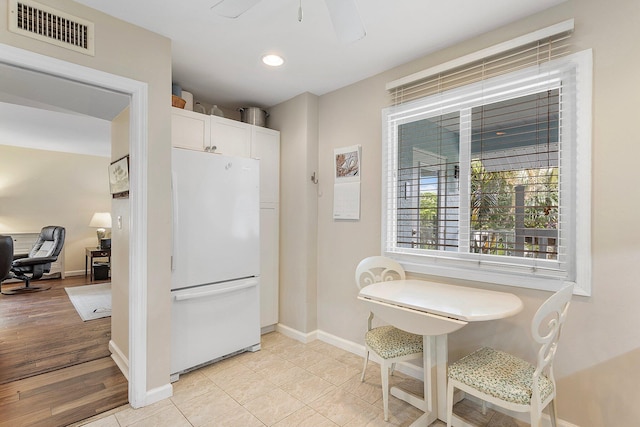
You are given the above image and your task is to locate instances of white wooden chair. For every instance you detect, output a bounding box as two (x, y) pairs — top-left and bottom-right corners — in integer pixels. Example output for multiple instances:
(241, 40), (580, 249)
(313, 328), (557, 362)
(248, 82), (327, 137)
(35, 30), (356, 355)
(355, 256), (423, 421)
(446, 284), (574, 427)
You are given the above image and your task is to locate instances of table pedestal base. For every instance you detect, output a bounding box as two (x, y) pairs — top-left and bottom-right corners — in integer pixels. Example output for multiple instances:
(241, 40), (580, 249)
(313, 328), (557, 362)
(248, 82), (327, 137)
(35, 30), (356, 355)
(391, 387), (427, 412)
(391, 386), (438, 426)
(389, 336), (440, 426)
(450, 414), (479, 427)
(410, 412), (439, 426)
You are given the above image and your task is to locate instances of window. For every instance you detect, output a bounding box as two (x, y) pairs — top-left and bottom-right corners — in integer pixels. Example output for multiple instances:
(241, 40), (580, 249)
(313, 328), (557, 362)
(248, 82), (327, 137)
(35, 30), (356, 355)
(382, 49), (592, 295)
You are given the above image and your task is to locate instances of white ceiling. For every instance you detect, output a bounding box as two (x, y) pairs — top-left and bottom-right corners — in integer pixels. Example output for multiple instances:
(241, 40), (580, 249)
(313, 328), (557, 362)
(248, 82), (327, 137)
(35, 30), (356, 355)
(0, 0), (566, 156)
(74, 0), (566, 110)
(0, 62), (130, 122)
(0, 101), (112, 157)
(0, 62), (129, 156)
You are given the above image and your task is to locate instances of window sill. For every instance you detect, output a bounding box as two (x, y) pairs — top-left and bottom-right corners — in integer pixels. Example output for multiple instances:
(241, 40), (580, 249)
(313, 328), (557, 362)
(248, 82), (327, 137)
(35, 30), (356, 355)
(387, 252), (589, 296)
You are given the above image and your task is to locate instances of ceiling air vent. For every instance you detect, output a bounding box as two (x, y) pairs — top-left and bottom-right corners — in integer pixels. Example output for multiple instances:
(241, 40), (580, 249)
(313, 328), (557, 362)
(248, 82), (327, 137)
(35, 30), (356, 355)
(8, 0), (95, 56)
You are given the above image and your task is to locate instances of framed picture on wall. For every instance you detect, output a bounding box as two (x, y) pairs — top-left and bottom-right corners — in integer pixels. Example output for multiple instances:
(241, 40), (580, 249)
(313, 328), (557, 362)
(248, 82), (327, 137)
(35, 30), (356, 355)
(109, 155), (129, 199)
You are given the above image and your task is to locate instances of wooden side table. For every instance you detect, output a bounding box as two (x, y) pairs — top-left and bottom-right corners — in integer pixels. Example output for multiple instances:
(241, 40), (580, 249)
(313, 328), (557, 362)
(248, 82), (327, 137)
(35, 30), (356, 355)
(85, 247), (111, 281)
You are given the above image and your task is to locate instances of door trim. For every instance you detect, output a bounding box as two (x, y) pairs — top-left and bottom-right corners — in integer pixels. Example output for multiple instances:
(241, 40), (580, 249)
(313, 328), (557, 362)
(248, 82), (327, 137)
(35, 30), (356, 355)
(0, 43), (150, 407)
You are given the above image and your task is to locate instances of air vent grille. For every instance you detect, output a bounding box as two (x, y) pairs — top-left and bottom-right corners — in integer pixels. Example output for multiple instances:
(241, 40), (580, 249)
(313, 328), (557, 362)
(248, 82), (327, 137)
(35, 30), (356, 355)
(8, 0), (95, 56)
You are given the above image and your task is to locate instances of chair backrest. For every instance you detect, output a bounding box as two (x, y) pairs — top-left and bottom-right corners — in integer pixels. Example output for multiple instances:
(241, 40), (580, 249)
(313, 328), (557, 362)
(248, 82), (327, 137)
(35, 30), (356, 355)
(531, 283), (574, 403)
(355, 256), (405, 290)
(0, 235), (13, 281)
(29, 226), (65, 259)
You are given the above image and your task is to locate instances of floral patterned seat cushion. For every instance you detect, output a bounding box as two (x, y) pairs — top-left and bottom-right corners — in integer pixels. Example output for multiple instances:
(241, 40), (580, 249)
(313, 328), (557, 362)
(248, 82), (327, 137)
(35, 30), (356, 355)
(365, 325), (423, 360)
(448, 347), (554, 405)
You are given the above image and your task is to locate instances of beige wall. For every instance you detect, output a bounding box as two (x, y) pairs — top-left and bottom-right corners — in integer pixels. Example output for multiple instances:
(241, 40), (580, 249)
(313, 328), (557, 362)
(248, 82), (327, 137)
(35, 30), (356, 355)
(0, 144), (110, 272)
(0, 0), (173, 393)
(313, 0), (640, 425)
(3, 0), (638, 421)
(269, 92), (319, 334)
(110, 107), (130, 361)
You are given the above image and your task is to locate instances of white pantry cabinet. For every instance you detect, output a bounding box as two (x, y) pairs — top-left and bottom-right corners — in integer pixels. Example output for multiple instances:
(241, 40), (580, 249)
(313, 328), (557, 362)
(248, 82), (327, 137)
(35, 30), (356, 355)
(171, 107), (280, 329)
(250, 126), (280, 328)
(251, 126), (280, 204)
(259, 205), (279, 328)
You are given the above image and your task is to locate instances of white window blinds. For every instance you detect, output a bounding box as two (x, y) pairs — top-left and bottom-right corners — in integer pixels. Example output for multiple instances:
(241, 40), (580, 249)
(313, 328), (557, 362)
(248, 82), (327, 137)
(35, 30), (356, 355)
(381, 22), (592, 295)
(387, 20), (575, 105)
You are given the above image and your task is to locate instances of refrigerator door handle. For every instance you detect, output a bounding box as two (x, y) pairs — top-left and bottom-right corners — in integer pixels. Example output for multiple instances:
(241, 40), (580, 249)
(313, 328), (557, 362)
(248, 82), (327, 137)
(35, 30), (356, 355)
(174, 279), (258, 301)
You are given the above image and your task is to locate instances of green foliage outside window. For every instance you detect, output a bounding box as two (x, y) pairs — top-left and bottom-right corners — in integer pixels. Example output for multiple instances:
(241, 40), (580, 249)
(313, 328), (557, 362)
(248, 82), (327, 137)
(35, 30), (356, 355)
(467, 160), (558, 257)
(470, 160), (558, 231)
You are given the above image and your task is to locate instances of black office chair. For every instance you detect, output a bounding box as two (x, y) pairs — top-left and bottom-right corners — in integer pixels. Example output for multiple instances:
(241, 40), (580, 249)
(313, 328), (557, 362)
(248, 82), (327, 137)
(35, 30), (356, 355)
(1, 226), (66, 295)
(0, 235), (13, 286)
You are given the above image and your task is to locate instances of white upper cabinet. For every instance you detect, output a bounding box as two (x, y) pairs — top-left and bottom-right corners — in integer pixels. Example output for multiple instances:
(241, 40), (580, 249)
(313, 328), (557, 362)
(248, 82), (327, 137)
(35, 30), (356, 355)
(172, 108), (273, 161)
(171, 108), (211, 151)
(210, 115), (251, 157)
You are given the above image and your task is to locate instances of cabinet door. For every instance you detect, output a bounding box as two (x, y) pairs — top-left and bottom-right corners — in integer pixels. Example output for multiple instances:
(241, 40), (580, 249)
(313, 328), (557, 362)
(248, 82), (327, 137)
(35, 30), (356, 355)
(210, 116), (251, 157)
(251, 127), (280, 204)
(260, 205), (279, 328)
(171, 107), (210, 151)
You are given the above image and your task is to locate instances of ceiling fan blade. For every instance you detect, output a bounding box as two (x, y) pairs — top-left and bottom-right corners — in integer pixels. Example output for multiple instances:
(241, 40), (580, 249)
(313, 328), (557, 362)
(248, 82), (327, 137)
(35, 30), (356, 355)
(211, 0), (262, 18)
(324, 0), (366, 43)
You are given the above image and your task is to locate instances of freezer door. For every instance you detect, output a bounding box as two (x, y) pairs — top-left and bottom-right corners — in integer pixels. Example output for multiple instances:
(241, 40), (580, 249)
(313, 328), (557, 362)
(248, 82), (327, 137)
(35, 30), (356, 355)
(172, 148), (260, 290)
(171, 278), (261, 374)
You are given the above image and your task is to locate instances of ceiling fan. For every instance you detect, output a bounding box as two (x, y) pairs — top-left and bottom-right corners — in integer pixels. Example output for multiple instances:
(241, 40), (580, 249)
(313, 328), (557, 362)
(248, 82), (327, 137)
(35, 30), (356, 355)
(211, 0), (366, 43)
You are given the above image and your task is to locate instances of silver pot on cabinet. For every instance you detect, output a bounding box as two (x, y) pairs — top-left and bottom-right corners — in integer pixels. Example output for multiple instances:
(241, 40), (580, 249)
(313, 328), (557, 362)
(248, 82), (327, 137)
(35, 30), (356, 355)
(238, 107), (268, 127)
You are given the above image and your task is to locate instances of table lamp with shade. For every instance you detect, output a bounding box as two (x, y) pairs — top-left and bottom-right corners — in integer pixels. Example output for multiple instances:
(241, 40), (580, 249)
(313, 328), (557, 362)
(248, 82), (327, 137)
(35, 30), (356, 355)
(89, 212), (112, 248)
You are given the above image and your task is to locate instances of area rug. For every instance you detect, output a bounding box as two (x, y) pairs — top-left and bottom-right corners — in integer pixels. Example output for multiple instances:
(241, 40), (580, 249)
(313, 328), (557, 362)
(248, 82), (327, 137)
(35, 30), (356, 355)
(65, 283), (112, 321)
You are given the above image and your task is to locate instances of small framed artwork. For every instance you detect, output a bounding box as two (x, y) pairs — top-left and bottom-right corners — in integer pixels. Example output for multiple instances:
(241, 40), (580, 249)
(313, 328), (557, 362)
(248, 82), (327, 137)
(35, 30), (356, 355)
(334, 145), (361, 180)
(109, 155), (130, 199)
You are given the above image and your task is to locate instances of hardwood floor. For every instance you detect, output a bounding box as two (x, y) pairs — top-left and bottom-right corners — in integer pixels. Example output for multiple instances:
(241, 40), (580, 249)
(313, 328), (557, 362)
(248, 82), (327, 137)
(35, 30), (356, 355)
(0, 358), (128, 427)
(0, 276), (128, 426)
(0, 276), (111, 384)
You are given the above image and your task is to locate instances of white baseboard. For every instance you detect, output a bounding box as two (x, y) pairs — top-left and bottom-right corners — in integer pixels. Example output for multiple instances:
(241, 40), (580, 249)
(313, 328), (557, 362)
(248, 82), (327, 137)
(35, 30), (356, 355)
(315, 329), (424, 380)
(109, 339), (129, 381)
(276, 325), (423, 380)
(64, 270), (87, 277)
(109, 339), (173, 407)
(463, 394), (579, 427)
(316, 329), (365, 356)
(275, 323), (318, 343)
(556, 418), (580, 427)
(143, 383), (173, 407)
(261, 324), (276, 334)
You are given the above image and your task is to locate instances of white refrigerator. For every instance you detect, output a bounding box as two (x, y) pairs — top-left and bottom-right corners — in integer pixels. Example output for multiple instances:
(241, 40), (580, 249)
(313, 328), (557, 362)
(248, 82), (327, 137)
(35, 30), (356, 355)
(170, 147), (261, 377)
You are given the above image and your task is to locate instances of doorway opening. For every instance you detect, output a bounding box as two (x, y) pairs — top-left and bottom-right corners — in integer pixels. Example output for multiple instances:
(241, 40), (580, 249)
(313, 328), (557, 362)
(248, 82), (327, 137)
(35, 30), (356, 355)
(0, 43), (149, 408)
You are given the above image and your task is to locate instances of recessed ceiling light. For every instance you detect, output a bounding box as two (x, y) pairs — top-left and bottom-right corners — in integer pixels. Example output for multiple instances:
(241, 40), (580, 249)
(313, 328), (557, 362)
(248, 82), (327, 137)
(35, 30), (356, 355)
(262, 54), (284, 67)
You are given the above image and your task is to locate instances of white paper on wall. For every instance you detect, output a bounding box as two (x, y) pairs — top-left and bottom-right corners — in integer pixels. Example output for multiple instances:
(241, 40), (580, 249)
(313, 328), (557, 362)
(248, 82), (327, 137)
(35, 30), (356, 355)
(333, 145), (361, 220)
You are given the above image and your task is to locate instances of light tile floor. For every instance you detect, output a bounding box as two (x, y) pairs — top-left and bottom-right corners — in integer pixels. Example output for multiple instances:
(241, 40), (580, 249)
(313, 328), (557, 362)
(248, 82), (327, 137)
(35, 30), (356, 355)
(72, 332), (524, 427)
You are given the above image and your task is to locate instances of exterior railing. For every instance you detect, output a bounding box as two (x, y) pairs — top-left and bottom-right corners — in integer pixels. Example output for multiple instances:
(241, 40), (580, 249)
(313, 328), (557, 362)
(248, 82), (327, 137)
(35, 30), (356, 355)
(470, 228), (557, 259)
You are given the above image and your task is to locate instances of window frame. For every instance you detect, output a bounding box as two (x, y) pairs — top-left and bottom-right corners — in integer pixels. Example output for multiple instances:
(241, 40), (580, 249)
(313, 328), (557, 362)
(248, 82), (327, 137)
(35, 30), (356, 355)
(382, 50), (592, 296)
